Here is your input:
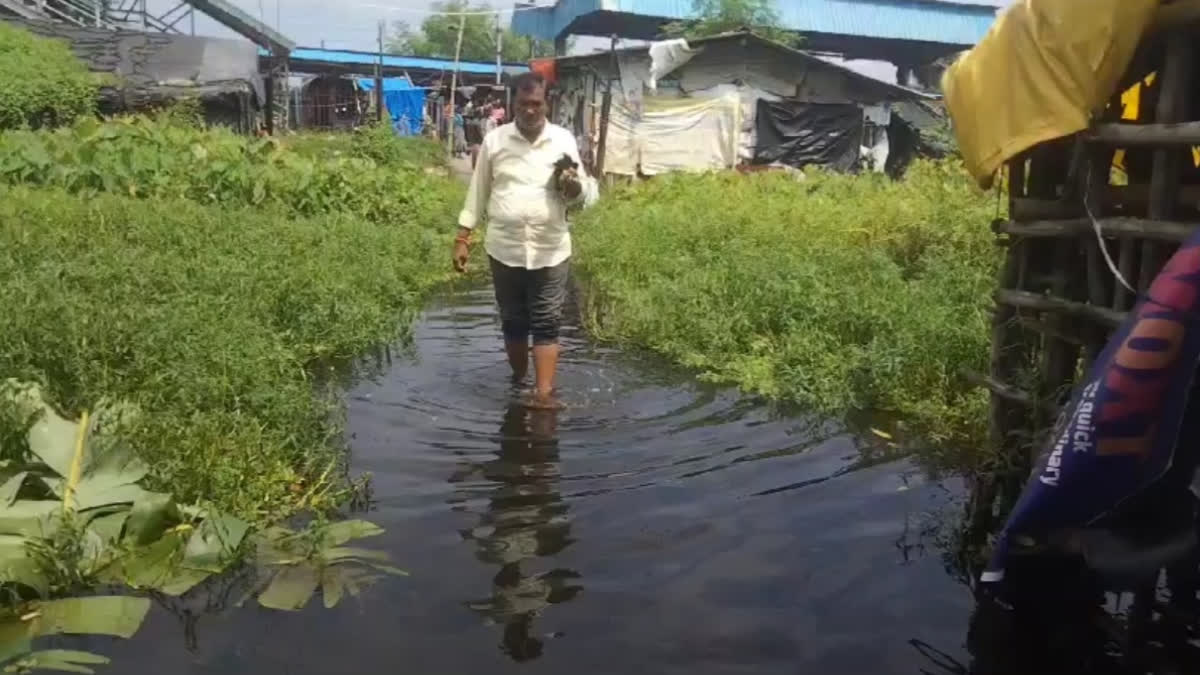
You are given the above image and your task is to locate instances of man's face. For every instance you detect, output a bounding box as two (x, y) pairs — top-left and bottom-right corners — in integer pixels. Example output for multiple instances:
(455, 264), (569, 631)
(515, 84), (547, 133)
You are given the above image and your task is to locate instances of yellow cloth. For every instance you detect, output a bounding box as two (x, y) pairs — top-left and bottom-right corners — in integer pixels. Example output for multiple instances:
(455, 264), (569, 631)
(942, 0), (1160, 189)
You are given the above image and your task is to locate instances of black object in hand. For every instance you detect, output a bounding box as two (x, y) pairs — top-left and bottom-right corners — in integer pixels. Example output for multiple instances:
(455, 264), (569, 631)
(552, 153), (578, 178)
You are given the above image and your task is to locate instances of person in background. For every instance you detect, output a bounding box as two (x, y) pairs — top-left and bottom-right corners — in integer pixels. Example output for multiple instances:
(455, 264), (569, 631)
(453, 108), (467, 157)
(452, 72), (598, 409)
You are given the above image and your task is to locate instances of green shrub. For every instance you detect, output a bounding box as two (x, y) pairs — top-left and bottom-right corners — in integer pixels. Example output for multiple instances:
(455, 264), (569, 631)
(0, 185), (453, 521)
(0, 23), (97, 129)
(285, 122), (446, 169)
(574, 160), (1000, 469)
(0, 116), (460, 224)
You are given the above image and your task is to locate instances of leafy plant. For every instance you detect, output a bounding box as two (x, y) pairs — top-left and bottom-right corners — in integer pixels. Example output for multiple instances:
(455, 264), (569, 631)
(285, 122), (447, 169)
(662, 0), (800, 47)
(0, 383), (406, 672)
(574, 159), (1001, 471)
(0, 179), (453, 522)
(0, 116), (463, 227)
(255, 520), (407, 611)
(0, 24), (97, 130)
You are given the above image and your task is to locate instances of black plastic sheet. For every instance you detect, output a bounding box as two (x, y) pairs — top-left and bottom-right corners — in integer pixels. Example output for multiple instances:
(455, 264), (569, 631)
(753, 100), (863, 171)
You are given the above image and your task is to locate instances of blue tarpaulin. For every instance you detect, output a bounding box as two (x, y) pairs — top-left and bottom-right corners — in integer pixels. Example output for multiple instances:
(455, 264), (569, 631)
(358, 78), (425, 136)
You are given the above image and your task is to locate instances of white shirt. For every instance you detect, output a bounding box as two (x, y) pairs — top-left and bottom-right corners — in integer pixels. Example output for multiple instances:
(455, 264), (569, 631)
(458, 121), (598, 269)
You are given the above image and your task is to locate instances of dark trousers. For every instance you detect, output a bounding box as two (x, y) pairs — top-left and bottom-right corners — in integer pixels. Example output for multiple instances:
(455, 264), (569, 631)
(489, 256), (570, 345)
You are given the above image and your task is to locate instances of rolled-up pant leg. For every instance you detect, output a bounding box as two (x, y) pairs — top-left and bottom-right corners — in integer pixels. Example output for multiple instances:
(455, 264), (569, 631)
(529, 258), (570, 345)
(489, 256), (569, 345)
(490, 256), (530, 342)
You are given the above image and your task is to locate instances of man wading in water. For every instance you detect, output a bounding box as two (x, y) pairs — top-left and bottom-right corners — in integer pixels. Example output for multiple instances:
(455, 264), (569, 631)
(452, 72), (597, 408)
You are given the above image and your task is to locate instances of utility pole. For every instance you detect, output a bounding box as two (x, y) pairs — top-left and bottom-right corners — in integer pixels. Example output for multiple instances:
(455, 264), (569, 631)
(446, 11), (466, 158)
(376, 19), (385, 123)
(494, 12), (502, 86)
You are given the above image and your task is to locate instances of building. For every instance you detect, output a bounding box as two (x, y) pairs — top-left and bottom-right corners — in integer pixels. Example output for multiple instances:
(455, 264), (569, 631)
(544, 32), (941, 177)
(512, 0), (1001, 79)
(3, 16), (263, 132)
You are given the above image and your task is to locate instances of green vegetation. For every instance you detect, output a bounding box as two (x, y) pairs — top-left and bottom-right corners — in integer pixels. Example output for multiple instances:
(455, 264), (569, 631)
(0, 23), (98, 130)
(0, 382), (405, 672)
(387, 0), (561, 62)
(0, 118), (456, 224)
(0, 113), (455, 669)
(0, 115), (462, 519)
(662, 0), (801, 47)
(284, 122), (447, 169)
(574, 160), (999, 468)
(0, 182), (453, 519)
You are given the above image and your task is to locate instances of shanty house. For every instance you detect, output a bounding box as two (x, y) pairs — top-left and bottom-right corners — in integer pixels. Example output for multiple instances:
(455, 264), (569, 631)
(543, 32), (942, 177)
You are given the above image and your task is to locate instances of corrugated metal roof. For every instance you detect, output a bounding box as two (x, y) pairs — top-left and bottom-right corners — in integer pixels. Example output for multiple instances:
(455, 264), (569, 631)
(267, 47), (528, 75)
(513, 0), (997, 46)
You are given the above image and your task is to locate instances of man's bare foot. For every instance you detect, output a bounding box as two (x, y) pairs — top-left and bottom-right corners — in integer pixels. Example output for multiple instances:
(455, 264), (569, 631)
(524, 390), (564, 410)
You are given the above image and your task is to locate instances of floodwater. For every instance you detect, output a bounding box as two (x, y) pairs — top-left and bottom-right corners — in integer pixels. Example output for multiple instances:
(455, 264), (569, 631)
(103, 284), (983, 674)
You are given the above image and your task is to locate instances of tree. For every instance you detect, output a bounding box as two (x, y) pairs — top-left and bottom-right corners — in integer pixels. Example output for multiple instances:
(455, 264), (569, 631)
(387, 1), (560, 62)
(662, 0), (800, 47)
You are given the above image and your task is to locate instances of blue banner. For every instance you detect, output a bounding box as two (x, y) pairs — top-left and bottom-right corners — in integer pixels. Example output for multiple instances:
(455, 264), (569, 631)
(983, 231), (1200, 582)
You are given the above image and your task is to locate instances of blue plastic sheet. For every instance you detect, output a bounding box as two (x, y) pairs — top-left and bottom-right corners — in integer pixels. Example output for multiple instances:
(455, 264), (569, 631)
(358, 78), (425, 136)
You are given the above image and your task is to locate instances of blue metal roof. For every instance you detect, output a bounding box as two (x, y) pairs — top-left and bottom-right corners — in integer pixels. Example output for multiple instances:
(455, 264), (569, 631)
(264, 47), (528, 75)
(512, 0), (997, 47)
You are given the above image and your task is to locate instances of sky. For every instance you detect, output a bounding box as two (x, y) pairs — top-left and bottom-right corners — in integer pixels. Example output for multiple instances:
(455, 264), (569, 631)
(153, 0), (1014, 79)
(152, 0), (563, 52)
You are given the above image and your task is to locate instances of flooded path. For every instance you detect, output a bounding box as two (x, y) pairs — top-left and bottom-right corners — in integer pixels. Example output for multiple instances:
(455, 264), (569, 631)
(107, 284), (976, 674)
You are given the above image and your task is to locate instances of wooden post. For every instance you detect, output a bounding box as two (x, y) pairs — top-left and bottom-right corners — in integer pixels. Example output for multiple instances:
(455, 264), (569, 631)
(376, 20), (385, 124)
(594, 88), (612, 177)
(446, 12), (467, 159)
(264, 58), (275, 136)
(495, 12), (503, 86)
(1142, 34), (1194, 290)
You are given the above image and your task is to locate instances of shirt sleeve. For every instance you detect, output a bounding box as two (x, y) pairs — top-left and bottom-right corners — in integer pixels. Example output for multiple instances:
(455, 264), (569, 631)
(457, 137), (491, 229)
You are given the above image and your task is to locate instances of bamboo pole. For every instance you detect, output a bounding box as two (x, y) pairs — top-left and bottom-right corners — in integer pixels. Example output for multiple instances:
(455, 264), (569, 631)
(1142, 34), (1195, 291)
(997, 217), (1197, 242)
(446, 12), (467, 159)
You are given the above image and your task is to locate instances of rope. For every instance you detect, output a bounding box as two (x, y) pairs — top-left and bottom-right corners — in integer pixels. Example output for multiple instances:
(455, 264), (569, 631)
(1082, 159), (1137, 296)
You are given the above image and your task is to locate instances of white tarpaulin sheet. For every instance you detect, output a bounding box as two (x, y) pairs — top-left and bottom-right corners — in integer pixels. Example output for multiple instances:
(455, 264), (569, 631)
(648, 38), (697, 92)
(602, 94), (741, 176)
(691, 83), (779, 162)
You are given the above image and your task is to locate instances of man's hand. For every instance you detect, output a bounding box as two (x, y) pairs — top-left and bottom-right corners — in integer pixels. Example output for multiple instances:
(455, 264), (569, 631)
(452, 231), (471, 273)
(558, 167), (582, 200)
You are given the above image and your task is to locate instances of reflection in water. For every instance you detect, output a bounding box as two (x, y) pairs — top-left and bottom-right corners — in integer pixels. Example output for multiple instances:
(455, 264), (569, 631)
(449, 404), (583, 662)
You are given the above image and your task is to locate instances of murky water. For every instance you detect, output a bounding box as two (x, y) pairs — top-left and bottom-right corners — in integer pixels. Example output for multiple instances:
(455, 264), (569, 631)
(105, 285), (978, 674)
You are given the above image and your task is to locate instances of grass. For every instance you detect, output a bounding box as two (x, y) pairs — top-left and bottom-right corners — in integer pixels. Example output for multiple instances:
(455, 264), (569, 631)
(0, 119), (462, 522)
(574, 159), (1001, 470)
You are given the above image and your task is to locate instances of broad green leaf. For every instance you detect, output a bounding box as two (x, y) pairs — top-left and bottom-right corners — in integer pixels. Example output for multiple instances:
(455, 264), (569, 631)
(258, 564), (320, 611)
(86, 510), (128, 545)
(110, 530), (186, 589)
(123, 493), (178, 546)
(321, 520), (383, 547)
(9, 649), (110, 674)
(0, 501), (59, 538)
(0, 535), (48, 596)
(320, 565), (344, 609)
(25, 406), (78, 480)
(0, 596), (150, 648)
(0, 472), (28, 507)
(155, 568), (212, 597)
(182, 513), (249, 573)
(322, 547), (392, 564)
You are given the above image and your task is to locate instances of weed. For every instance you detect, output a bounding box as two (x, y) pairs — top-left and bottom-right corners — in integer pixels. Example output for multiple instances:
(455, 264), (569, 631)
(574, 159), (1002, 471)
(0, 24), (97, 130)
(0, 185), (454, 521)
